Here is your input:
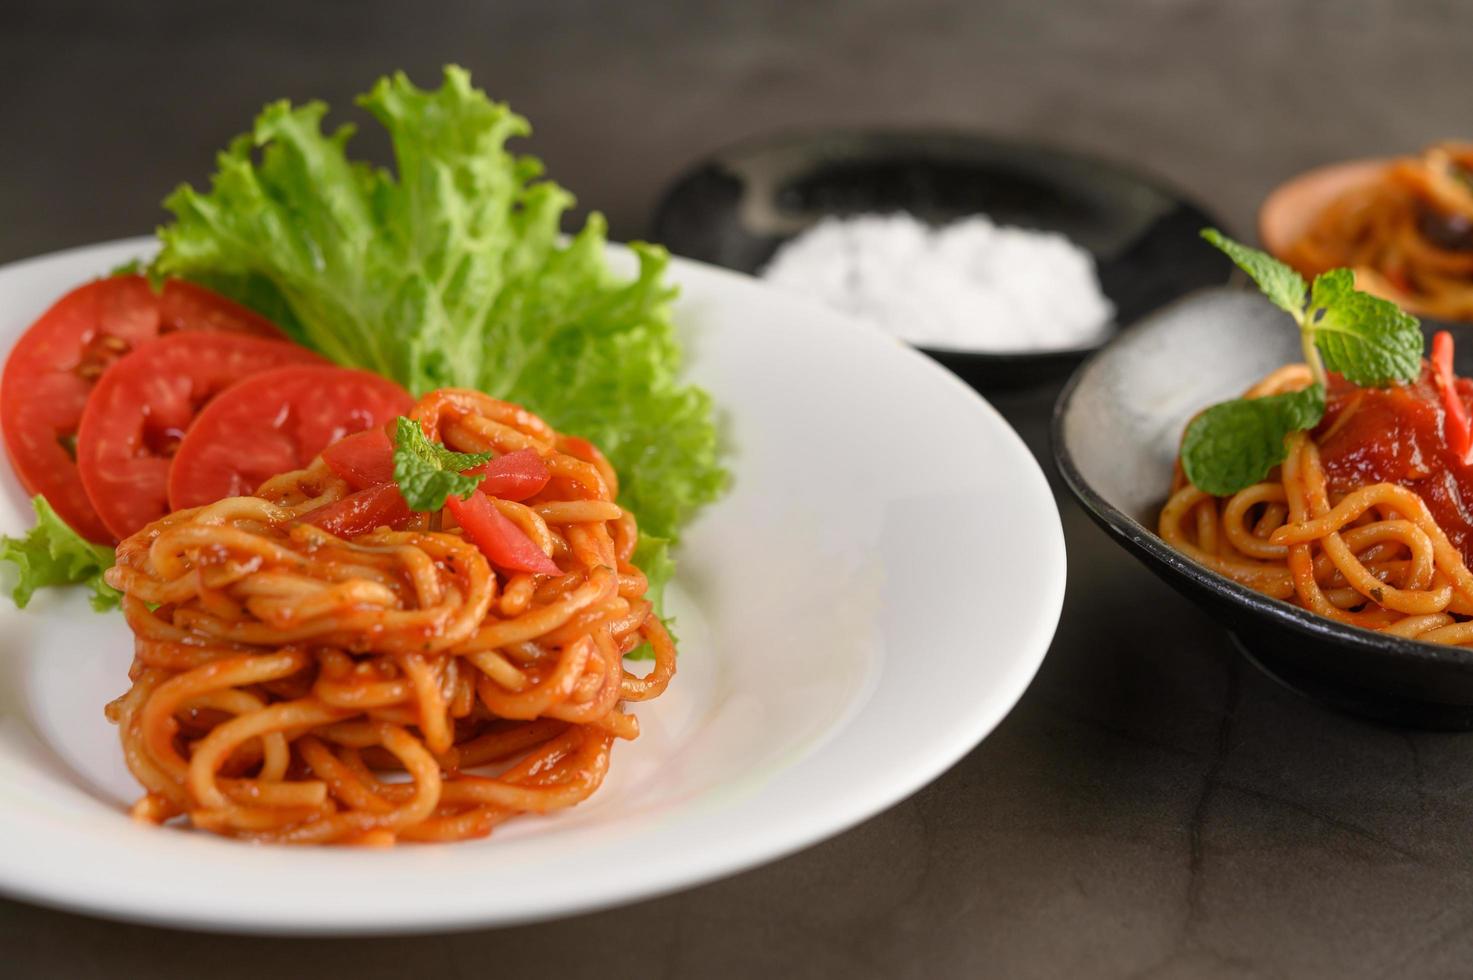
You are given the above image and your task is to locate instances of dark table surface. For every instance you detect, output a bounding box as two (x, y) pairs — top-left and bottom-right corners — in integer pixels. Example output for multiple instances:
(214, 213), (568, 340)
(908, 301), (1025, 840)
(6, 2), (1473, 977)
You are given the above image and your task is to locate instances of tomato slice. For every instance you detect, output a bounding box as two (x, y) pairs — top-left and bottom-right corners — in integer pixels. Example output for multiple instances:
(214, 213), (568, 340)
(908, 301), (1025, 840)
(300, 482), (414, 538)
(157, 280), (283, 338)
(446, 491), (561, 575)
(168, 365), (413, 511)
(321, 428), (397, 490)
(76, 333), (323, 539)
(1, 275), (284, 542)
(464, 448), (551, 502)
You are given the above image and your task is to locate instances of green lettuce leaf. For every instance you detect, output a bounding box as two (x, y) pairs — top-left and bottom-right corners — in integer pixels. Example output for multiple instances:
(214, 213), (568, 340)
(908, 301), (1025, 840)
(626, 533), (676, 660)
(153, 66), (724, 543)
(0, 496), (120, 611)
(632, 533), (675, 622)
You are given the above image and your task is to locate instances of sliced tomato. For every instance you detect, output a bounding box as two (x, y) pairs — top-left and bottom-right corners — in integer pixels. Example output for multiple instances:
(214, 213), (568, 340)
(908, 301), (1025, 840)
(76, 333), (323, 539)
(300, 482), (414, 538)
(446, 491), (561, 575)
(1, 275), (284, 542)
(168, 365), (412, 511)
(464, 448), (551, 502)
(321, 428), (397, 490)
(157, 280), (284, 338)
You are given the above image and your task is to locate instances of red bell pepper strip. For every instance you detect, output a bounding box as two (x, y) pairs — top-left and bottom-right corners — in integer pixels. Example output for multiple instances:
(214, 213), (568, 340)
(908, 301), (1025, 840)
(1432, 331), (1473, 465)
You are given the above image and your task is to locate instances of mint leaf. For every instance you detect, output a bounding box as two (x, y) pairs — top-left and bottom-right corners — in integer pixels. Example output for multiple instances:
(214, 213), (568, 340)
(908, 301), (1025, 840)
(0, 496), (120, 611)
(1201, 228), (1308, 321)
(1307, 268), (1422, 386)
(391, 416), (492, 511)
(1181, 385), (1327, 496)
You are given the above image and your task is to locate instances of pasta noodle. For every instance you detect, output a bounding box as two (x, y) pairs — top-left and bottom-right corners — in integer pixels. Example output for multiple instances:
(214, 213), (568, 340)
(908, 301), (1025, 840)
(1159, 366), (1473, 646)
(103, 389), (675, 845)
(1284, 142), (1473, 321)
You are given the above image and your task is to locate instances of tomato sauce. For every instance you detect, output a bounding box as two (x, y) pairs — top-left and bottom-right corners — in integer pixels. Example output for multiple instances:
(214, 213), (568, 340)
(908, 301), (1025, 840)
(1315, 368), (1473, 564)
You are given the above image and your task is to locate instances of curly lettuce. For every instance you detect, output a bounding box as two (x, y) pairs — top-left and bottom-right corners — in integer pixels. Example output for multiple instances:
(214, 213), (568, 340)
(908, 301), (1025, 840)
(152, 66), (725, 548)
(1, 496), (120, 611)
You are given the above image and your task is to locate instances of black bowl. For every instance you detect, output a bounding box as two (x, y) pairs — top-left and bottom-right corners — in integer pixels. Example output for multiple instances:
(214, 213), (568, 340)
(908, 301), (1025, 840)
(1052, 286), (1473, 730)
(652, 129), (1230, 390)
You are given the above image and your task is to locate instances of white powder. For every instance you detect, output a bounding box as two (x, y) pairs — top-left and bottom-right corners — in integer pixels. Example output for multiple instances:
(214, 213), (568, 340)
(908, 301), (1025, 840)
(759, 213), (1114, 352)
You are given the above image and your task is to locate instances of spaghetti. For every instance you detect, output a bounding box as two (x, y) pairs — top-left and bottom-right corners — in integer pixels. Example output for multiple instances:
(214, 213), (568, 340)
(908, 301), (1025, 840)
(1283, 142), (1473, 321)
(103, 389), (675, 845)
(1160, 364), (1473, 646)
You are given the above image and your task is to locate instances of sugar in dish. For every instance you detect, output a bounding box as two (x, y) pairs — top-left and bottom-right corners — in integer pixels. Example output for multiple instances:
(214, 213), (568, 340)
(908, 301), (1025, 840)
(760, 213), (1114, 353)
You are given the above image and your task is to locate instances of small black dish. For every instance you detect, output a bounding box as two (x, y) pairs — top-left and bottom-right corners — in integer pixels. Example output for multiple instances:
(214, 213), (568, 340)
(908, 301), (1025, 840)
(1052, 287), (1473, 730)
(652, 129), (1229, 389)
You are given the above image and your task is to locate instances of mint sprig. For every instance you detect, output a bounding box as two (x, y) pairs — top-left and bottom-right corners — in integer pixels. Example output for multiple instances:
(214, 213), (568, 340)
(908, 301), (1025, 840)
(391, 416), (492, 512)
(1182, 231), (1424, 496)
(1202, 229), (1422, 389)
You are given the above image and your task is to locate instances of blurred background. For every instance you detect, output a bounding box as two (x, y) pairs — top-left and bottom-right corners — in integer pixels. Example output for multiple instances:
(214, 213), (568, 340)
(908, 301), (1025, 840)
(8, 3), (1473, 978)
(5, 0), (1468, 263)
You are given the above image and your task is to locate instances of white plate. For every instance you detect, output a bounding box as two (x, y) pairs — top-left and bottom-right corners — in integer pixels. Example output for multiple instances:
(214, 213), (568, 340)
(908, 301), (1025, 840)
(0, 238), (1065, 934)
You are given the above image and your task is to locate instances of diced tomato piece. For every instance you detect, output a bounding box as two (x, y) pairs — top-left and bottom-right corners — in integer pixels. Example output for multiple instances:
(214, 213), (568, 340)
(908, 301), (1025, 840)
(300, 483), (414, 538)
(464, 448), (550, 501)
(321, 427), (397, 490)
(445, 491), (560, 575)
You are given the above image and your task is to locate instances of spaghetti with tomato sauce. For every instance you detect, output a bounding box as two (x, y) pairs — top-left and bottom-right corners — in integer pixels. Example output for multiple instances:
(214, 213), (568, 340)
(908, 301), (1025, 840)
(1160, 333), (1473, 645)
(1317, 369), (1473, 567)
(1281, 143), (1473, 321)
(103, 388), (675, 845)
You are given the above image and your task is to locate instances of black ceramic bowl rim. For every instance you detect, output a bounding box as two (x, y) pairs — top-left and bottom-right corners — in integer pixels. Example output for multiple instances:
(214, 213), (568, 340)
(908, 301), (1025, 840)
(1050, 286), (1473, 672)
(917, 340), (1097, 371)
(652, 125), (1228, 366)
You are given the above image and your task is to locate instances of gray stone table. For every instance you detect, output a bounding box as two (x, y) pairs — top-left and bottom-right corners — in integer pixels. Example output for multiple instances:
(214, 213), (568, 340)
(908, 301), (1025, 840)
(4, 2), (1472, 976)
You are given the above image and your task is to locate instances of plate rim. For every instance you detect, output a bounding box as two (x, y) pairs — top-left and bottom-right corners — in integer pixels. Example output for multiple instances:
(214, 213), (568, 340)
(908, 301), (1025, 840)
(0, 235), (1066, 934)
